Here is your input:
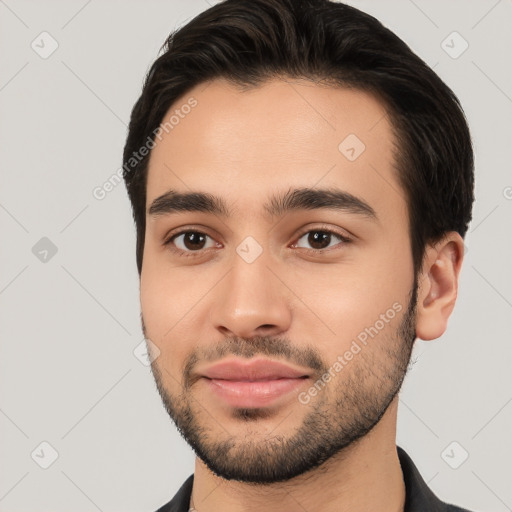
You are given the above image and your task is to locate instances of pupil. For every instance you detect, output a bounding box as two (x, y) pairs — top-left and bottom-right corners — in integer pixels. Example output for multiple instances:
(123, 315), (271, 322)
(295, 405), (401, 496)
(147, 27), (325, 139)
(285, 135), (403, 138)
(185, 232), (205, 250)
(308, 231), (330, 249)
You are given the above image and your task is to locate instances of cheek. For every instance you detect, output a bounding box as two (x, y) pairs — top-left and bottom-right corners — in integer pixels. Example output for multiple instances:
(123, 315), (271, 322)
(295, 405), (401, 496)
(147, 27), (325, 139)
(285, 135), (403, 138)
(140, 258), (216, 371)
(293, 252), (412, 354)
(140, 258), (186, 360)
(140, 251), (205, 331)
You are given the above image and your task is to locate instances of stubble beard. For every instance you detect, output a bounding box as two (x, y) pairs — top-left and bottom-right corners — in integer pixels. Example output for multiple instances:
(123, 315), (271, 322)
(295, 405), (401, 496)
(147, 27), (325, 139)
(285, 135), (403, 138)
(147, 284), (417, 484)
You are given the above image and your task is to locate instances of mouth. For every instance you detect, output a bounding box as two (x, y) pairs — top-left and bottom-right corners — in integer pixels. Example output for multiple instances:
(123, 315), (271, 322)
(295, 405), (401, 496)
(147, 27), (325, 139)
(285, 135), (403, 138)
(203, 376), (310, 408)
(197, 357), (312, 408)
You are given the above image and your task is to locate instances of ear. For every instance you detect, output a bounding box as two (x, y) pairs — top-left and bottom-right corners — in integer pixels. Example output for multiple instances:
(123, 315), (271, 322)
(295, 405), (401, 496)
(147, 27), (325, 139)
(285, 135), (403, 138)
(415, 232), (465, 341)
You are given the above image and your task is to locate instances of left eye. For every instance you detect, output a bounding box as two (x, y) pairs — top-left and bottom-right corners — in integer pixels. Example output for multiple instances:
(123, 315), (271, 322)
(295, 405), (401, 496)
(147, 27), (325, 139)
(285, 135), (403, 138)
(293, 230), (350, 251)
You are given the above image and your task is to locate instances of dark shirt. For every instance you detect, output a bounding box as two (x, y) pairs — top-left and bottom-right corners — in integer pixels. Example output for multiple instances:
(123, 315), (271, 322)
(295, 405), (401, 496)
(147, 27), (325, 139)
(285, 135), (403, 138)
(154, 446), (473, 512)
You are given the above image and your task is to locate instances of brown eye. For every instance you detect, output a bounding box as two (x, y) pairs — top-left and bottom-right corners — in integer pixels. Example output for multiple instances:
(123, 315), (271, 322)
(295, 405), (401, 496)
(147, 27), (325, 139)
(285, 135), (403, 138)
(294, 229), (350, 251)
(167, 231), (216, 252)
(307, 231), (331, 249)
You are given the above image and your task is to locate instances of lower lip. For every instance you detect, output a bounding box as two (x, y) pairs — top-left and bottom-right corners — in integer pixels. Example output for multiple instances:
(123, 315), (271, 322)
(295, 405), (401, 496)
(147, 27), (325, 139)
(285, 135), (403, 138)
(204, 377), (308, 408)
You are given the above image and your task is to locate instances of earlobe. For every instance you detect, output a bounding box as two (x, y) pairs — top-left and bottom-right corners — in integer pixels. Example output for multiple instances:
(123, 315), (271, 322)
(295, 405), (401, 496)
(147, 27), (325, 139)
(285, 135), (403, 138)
(415, 233), (465, 341)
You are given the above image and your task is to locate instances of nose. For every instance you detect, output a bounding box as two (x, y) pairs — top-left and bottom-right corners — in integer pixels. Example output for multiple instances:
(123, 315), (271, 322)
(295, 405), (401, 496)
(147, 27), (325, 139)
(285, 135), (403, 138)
(209, 252), (292, 340)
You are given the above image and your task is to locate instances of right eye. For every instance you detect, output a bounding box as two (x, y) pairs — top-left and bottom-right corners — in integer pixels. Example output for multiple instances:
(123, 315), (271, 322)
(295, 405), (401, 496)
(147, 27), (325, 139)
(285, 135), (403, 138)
(164, 230), (220, 256)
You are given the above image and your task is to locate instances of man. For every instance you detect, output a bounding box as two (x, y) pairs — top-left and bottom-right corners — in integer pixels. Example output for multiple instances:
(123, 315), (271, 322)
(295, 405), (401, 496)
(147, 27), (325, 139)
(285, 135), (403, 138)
(122, 0), (475, 510)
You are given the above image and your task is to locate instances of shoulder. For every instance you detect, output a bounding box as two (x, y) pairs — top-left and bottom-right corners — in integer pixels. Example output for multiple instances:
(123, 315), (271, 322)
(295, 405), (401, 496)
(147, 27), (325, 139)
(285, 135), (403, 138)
(153, 474), (194, 512)
(397, 447), (477, 512)
(446, 505), (475, 512)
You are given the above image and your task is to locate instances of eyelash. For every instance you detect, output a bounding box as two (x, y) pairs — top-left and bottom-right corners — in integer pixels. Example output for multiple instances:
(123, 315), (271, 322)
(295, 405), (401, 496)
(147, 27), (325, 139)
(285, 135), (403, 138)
(163, 226), (352, 258)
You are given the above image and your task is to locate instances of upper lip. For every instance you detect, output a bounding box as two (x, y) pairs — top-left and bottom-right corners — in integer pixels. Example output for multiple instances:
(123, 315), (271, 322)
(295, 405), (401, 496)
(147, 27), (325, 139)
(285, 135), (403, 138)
(199, 358), (311, 381)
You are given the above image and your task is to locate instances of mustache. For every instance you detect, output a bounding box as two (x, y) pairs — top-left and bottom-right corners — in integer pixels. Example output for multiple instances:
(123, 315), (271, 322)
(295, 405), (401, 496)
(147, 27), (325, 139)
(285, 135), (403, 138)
(182, 335), (326, 389)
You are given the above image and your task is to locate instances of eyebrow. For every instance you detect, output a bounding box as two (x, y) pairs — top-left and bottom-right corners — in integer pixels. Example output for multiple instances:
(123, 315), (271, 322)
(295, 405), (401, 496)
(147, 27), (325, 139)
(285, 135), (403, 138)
(147, 187), (377, 221)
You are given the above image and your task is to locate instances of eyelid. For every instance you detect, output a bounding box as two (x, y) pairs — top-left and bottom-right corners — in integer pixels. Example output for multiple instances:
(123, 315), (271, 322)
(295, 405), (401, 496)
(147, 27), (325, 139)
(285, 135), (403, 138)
(163, 227), (222, 256)
(164, 225), (221, 244)
(293, 223), (352, 241)
(290, 224), (352, 252)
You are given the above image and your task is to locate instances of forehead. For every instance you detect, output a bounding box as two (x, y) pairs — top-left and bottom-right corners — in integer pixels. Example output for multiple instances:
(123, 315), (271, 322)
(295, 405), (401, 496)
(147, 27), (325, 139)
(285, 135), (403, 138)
(145, 78), (403, 218)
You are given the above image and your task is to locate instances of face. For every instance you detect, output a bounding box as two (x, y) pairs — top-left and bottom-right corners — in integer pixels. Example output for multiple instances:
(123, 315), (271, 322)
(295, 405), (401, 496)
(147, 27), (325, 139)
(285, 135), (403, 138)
(140, 78), (417, 483)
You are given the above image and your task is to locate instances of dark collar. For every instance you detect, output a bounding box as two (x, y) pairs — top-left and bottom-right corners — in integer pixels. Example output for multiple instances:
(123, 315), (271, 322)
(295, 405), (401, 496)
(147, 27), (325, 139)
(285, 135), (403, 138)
(155, 446), (472, 512)
(396, 446), (469, 511)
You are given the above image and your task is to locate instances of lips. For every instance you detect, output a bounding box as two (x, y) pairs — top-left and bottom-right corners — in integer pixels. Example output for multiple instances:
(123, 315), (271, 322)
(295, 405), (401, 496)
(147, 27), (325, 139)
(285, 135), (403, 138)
(197, 357), (311, 408)
(199, 358), (311, 381)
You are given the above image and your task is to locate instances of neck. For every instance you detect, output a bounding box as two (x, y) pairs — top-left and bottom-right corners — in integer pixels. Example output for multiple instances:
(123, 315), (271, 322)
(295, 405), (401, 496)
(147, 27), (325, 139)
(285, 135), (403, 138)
(189, 398), (405, 512)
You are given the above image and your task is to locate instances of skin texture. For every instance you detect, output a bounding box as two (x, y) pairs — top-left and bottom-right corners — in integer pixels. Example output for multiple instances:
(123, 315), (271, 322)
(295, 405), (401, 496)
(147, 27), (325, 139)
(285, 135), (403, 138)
(140, 78), (464, 512)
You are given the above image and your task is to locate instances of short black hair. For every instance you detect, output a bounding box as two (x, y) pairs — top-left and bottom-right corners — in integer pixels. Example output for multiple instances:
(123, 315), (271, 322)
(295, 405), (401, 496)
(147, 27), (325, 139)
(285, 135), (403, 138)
(123, 0), (474, 276)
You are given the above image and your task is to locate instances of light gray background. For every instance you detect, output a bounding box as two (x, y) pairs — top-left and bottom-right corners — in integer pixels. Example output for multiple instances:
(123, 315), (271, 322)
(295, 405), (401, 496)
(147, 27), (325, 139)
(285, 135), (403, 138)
(1, 0), (511, 511)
